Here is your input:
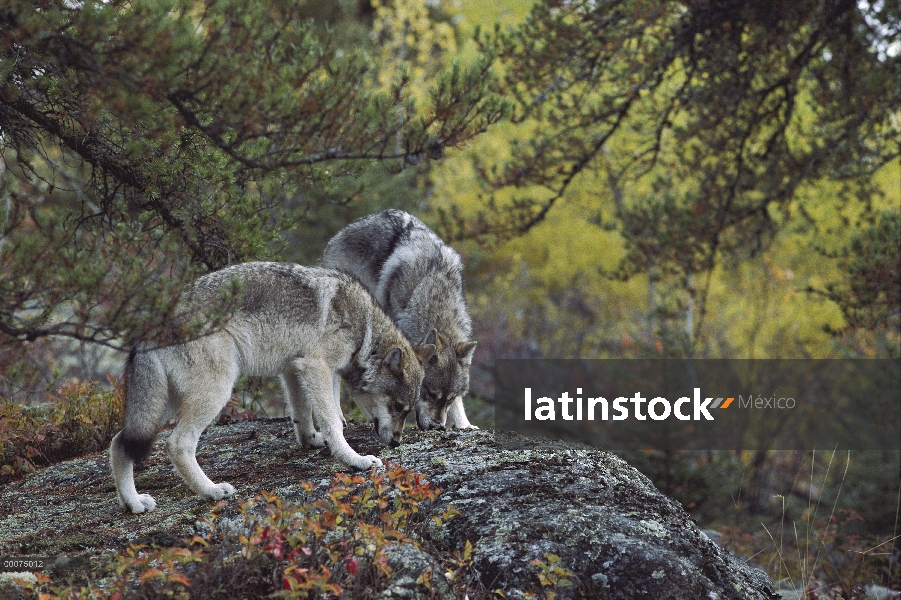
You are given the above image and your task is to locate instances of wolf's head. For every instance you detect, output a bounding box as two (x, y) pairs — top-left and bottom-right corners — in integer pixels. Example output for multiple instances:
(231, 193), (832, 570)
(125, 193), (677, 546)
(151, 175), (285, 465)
(355, 343), (435, 447)
(414, 329), (477, 430)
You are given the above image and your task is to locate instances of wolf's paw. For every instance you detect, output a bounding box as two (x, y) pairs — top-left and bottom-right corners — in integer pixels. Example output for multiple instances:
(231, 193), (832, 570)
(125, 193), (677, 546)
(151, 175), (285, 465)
(445, 417), (478, 430)
(202, 482), (236, 501)
(124, 494), (157, 514)
(349, 454), (383, 471)
(301, 431), (326, 449)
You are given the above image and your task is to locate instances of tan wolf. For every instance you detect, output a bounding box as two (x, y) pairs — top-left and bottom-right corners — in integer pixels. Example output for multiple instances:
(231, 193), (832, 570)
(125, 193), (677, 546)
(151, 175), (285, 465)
(110, 262), (434, 513)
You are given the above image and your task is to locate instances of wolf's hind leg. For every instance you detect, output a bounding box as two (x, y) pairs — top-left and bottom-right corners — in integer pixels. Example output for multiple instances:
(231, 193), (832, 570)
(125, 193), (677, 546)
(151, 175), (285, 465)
(293, 357), (382, 470)
(166, 379), (236, 502)
(111, 352), (170, 513)
(446, 396), (478, 430)
(282, 365), (325, 448)
(110, 432), (158, 513)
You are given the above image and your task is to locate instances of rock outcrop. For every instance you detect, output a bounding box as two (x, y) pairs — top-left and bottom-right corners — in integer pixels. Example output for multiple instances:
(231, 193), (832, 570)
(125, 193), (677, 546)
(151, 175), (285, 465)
(0, 418), (777, 599)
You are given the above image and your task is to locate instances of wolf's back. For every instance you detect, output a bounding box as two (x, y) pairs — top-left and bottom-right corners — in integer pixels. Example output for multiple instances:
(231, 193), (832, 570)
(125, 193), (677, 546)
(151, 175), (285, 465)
(320, 210), (473, 347)
(319, 209), (423, 291)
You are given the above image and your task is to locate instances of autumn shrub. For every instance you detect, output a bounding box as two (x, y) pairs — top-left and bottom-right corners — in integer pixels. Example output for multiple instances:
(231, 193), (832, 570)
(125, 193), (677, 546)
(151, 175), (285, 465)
(6, 464), (477, 599)
(238, 464), (462, 598)
(46, 376), (125, 459)
(0, 399), (56, 482)
(0, 374), (124, 483)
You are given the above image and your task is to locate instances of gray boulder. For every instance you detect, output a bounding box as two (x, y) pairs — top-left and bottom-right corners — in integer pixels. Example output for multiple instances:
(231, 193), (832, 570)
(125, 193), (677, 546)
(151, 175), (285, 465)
(0, 419), (776, 599)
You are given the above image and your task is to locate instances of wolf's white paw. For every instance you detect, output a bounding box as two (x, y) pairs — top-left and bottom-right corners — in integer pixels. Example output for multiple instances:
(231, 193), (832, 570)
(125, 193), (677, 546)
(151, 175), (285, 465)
(202, 482), (236, 501)
(124, 494), (157, 514)
(445, 418), (478, 430)
(349, 454), (383, 471)
(301, 431), (326, 449)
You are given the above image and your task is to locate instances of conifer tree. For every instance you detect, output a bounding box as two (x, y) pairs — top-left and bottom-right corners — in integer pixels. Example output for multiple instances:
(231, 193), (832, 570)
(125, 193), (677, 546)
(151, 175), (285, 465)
(0, 0), (506, 393)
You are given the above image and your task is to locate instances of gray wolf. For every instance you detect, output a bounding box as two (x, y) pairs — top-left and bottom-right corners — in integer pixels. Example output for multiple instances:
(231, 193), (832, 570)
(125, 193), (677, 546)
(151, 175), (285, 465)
(109, 262), (435, 514)
(320, 210), (477, 431)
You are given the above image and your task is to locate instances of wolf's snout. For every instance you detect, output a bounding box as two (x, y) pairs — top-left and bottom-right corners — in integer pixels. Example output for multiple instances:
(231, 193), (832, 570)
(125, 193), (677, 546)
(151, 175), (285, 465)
(371, 416), (402, 446)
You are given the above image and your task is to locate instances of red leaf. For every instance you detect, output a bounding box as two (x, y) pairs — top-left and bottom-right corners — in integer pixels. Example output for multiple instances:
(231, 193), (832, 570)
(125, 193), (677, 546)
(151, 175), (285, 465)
(346, 556), (359, 576)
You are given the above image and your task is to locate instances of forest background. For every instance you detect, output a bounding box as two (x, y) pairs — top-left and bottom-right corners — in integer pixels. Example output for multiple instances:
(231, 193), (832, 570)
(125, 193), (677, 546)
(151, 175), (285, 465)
(1, 0), (899, 594)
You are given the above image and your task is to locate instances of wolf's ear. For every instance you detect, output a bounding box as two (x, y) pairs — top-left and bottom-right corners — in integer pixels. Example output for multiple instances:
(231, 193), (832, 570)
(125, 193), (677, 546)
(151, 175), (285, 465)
(383, 347), (405, 376)
(413, 343), (437, 365)
(455, 341), (477, 366)
(420, 328), (444, 352)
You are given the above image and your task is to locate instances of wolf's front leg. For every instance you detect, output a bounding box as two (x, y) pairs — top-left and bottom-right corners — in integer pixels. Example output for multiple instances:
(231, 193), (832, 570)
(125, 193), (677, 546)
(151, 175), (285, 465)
(293, 357), (382, 470)
(446, 396), (479, 430)
(332, 372), (347, 428)
(282, 366), (325, 449)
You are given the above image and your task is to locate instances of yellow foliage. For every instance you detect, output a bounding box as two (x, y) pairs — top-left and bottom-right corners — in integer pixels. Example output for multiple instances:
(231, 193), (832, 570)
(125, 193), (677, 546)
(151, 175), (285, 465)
(425, 1), (899, 360)
(371, 0), (459, 94)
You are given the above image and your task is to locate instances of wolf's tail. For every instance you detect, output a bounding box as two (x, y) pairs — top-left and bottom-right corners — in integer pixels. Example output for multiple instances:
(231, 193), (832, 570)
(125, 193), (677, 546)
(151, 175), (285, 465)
(116, 349), (169, 463)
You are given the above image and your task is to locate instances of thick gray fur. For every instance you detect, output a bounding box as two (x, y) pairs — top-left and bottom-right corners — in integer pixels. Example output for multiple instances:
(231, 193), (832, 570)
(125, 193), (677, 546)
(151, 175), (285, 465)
(320, 210), (477, 430)
(109, 262), (435, 514)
